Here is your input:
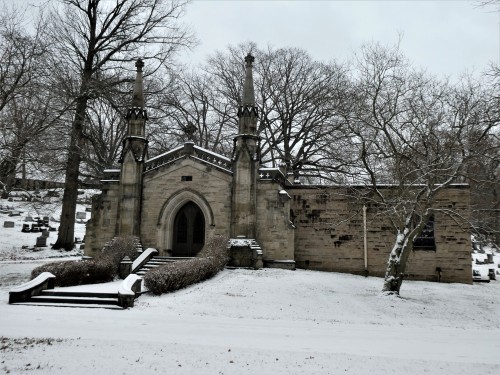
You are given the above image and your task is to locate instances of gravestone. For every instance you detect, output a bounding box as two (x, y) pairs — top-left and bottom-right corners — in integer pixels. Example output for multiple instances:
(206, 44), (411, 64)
(30, 224), (40, 232)
(41, 230), (50, 238)
(3, 221), (15, 228)
(9, 211), (21, 217)
(76, 212), (87, 220)
(24, 216), (34, 222)
(36, 236), (47, 247)
(21, 224), (30, 232)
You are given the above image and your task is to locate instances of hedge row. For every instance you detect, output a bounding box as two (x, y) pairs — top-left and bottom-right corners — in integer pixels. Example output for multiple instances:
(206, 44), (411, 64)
(30, 236), (139, 287)
(30, 259), (114, 287)
(144, 235), (229, 295)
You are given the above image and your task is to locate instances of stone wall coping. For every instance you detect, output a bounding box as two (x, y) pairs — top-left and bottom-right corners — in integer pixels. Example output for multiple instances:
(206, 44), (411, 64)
(118, 274), (142, 296)
(287, 183), (470, 189)
(132, 248), (158, 272)
(9, 272), (55, 293)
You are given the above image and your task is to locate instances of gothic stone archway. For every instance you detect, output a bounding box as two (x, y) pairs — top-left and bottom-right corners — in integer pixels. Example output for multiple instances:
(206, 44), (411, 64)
(172, 201), (205, 256)
(157, 189), (214, 256)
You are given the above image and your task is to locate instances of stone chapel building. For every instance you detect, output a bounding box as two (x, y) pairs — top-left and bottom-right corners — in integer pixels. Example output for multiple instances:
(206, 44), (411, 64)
(85, 55), (472, 284)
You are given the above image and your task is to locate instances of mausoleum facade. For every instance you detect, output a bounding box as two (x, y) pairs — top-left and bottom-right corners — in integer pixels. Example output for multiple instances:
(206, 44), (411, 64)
(85, 55), (471, 284)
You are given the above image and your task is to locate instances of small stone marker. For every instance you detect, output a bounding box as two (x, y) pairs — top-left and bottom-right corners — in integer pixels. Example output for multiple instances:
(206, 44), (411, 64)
(76, 212), (86, 220)
(21, 224), (30, 232)
(41, 230), (50, 238)
(24, 216), (34, 222)
(85, 207), (92, 212)
(36, 236), (47, 247)
(3, 221), (15, 228)
(8, 211), (21, 217)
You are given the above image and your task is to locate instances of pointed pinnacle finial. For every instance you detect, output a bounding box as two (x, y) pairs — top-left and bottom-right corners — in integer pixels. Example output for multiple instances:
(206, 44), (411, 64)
(245, 53), (254, 65)
(131, 58), (144, 108)
(135, 58), (144, 72)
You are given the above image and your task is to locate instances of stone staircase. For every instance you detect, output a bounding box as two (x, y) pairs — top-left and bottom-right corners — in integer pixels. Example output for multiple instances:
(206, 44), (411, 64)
(135, 256), (194, 276)
(9, 272), (142, 309)
(24, 290), (123, 309)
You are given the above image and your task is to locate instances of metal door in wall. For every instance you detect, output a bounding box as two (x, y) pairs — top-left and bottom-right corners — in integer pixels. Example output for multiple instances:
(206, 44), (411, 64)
(172, 202), (205, 257)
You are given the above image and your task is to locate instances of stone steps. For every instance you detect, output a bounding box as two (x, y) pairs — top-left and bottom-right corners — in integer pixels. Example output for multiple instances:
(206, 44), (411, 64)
(12, 290), (123, 309)
(135, 256), (194, 276)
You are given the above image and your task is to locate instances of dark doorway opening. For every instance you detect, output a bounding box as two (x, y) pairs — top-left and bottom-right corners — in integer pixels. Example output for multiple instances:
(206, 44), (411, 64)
(172, 202), (205, 257)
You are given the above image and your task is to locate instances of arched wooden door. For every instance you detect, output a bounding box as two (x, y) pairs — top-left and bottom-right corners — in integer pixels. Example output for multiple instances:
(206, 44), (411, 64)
(172, 202), (205, 257)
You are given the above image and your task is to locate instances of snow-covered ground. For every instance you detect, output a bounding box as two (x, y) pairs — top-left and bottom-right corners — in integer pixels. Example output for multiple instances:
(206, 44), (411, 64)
(0, 193), (500, 374)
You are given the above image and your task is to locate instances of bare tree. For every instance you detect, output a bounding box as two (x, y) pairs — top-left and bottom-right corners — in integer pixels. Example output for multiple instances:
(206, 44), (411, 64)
(80, 96), (128, 182)
(203, 44), (351, 178)
(46, 0), (195, 250)
(0, 9), (56, 196)
(150, 67), (236, 155)
(342, 42), (498, 294)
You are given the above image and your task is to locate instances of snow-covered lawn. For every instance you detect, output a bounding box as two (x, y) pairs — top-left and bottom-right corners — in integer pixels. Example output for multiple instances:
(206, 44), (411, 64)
(1, 267), (499, 374)
(1, 194), (500, 374)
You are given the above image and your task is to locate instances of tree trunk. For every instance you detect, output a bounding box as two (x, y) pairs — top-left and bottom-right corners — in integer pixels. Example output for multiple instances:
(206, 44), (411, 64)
(52, 96), (88, 251)
(0, 143), (25, 198)
(382, 226), (413, 294)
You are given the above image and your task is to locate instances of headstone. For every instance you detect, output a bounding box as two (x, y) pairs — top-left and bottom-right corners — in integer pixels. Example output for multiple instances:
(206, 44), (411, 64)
(76, 212), (86, 220)
(36, 236), (47, 247)
(43, 216), (50, 221)
(49, 226), (57, 232)
(21, 224), (30, 232)
(30, 224), (40, 232)
(75, 237), (81, 244)
(3, 221), (15, 228)
(41, 230), (50, 238)
(85, 207), (92, 212)
(8, 211), (21, 217)
(24, 216), (34, 222)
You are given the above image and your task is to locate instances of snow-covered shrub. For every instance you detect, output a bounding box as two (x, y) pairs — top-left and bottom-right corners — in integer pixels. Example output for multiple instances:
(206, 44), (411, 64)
(100, 236), (139, 274)
(144, 235), (229, 295)
(30, 236), (139, 286)
(30, 259), (114, 286)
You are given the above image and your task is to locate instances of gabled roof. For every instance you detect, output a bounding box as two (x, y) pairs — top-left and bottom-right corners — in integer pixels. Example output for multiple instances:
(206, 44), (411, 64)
(144, 142), (233, 175)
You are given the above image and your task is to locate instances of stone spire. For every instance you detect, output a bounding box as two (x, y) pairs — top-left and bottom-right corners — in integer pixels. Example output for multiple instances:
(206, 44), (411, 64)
(126, 58), (148, 131)
(117, 59), (149, 238)
(242, 53), (255, 106)
(131, 58), (145, 108)
(231, 54), (260, 239)
(237, 53), (258, 134)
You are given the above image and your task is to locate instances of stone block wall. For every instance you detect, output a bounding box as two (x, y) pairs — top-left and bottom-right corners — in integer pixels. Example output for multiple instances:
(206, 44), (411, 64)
(255, 182), (295, 262)
(140, 158), (232, 255)
(84, 181), (120, 257)
(290, 185), (471, 284)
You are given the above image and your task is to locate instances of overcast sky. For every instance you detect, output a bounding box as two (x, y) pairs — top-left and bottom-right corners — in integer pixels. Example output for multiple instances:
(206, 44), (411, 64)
(181, 0), (499, 79)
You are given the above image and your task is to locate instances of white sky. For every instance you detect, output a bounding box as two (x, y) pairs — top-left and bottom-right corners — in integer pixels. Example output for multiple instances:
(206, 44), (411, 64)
(181, 0), (500, 79)
(4, 0), (499, 79)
